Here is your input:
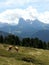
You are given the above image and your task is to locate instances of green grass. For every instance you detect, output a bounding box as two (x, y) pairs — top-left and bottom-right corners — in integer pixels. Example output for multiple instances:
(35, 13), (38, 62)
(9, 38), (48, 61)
(0, 43), (49, 65)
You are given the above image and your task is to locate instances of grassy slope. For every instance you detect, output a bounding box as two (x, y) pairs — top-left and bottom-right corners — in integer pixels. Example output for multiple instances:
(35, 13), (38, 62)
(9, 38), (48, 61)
(0, 43), (49, 65)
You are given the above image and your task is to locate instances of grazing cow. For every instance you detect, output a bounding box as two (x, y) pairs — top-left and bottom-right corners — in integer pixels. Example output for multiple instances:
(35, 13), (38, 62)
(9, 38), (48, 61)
(8, 45), (12, 51)
(14, 46), (19, 52)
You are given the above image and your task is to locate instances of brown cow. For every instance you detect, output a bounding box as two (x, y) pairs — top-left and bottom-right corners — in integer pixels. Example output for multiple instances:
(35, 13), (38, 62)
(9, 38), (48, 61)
(8, 45), (13, 51)
(14, 46), (19, 52)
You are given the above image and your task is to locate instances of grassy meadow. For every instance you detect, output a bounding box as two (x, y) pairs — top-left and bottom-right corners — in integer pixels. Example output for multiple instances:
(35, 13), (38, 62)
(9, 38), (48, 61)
(0, 43), (49, 65)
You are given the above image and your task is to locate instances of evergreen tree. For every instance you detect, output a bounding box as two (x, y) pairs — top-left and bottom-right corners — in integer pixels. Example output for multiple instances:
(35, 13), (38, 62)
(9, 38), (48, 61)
(0, 35), (4, 43)
(30, 38), (34, 47)
(38, 40), (43, 49)
(33, 38), (39, 48)
(22, 38), (30, 47)
(43, 42), (47, 49)
(47, 42), (49, 49)
(4, 34), (20, 45)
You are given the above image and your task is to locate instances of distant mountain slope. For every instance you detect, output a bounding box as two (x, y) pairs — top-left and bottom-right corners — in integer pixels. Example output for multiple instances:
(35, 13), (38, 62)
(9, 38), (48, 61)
(32, 30), (49, 42)
(0, 18), (49, 33)
(0, 18), (49, 42)
(0, 31), (10, 37)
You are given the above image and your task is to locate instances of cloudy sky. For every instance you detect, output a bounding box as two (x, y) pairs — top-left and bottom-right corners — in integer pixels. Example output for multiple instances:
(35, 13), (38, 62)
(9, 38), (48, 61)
(0, 0), (49, 24)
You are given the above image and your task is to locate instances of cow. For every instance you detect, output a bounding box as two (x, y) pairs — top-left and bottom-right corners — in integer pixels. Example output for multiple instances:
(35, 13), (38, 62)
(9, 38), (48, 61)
(14, 46), (19, 52)
(8, 45), (13, 51)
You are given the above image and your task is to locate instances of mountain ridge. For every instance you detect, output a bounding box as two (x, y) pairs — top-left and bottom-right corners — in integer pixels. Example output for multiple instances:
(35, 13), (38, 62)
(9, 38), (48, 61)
(0, 18), (49, 42)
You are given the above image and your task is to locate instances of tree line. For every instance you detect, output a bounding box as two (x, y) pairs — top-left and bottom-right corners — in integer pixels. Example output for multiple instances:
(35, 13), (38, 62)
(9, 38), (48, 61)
(0, 34), (49, 49)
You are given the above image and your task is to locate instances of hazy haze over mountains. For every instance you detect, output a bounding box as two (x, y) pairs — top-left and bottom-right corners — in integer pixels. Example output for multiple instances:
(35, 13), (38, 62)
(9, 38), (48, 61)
(0, 18), (49, 42)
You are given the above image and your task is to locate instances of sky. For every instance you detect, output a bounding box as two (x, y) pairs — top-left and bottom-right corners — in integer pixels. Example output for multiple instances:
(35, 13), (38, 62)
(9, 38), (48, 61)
(0, 0), (49, 24)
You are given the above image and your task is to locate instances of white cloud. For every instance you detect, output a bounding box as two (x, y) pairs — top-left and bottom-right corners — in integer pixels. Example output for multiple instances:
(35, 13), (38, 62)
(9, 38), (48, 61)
(0, 10), (19, 24)
(38, 11), (49, 23)
(0, 6), (38, 24)
(0, 6), (49, 24)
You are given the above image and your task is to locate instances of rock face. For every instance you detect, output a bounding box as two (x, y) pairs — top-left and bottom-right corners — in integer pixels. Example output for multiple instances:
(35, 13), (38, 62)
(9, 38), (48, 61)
(0, 18), (49, 42)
